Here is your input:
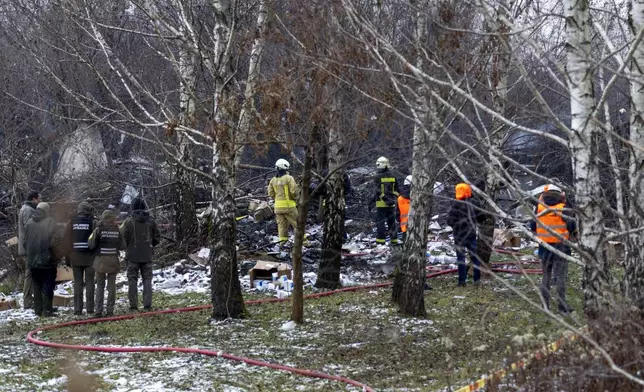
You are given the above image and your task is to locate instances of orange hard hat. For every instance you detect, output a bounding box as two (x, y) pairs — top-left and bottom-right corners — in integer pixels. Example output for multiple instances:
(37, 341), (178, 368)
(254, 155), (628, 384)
(455, 183), (472, 200)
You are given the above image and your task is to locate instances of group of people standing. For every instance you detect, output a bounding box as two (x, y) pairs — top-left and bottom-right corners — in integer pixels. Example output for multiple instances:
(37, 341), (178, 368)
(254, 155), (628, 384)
(17, 194), (160, 317)
(443, 181), (576, 314)
(370, 157), (483, 287)
(268, 156), (577, 314)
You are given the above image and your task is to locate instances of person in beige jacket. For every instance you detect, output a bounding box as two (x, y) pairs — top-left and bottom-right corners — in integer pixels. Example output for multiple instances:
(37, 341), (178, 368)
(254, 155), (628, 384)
(268, 159), (300, 244)
(88, 209), (124, 317)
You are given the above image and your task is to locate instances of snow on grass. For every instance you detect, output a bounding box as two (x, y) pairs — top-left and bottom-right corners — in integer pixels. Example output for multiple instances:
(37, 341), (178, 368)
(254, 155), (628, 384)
(0, 244), (581, 392)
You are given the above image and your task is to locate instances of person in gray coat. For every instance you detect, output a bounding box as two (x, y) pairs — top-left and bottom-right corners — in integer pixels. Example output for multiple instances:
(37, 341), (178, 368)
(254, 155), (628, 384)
(23, 202), (57, 317)
(121, 198), (160, 311)
(63, 202), (98, 316)
(18, 191), (40, 309)
(89, 209), (124, 317)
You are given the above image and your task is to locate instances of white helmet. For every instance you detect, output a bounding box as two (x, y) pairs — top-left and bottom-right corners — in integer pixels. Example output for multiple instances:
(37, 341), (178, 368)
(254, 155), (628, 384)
(404, 175), (413, 186)
(275, 159), (290, 170)
(376, 156), (390, 169)
(544, 184), (562, 193)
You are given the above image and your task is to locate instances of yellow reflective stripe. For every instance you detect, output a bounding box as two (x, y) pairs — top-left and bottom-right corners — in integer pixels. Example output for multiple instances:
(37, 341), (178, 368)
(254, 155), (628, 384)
(284, 185), (290, 201)
(376, 200), (390, 208)
(275, 200), (296, 208)
(380, 177), (395, 183)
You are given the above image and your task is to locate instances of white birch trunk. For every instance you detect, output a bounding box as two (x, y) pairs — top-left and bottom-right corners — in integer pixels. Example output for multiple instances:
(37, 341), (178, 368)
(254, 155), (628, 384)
(392, 0), (433, 316)
(317, 90), (345, 289)
(625, 0), (644, 309)
(210, 0), (245, 319)
(478, 0), (511, 268)
(564, 0), (611, 316)
(175, 22), (198, 243)
(598, 58), (627, 234)
(235, 0), (268, 170)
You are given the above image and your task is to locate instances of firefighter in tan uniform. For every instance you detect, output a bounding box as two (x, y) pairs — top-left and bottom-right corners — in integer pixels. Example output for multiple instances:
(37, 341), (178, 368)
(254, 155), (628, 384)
(268, 159), (300, 244)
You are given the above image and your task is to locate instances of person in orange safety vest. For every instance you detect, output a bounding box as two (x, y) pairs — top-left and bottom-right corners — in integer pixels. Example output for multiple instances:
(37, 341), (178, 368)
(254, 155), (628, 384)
(530, 184), (577, 315)
(397, 175), (412, 242)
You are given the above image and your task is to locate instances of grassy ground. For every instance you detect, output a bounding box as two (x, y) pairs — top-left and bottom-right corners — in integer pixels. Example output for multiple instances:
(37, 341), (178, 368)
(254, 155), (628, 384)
(0, 262), (585, 392)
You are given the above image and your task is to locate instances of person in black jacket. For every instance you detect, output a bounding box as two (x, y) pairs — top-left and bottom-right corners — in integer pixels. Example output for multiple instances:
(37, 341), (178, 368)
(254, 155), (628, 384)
(120, 198), (160, 311)
(63, 201), (98, 316)
(447, 183), (484, 286)
(23, 202), (57, 317)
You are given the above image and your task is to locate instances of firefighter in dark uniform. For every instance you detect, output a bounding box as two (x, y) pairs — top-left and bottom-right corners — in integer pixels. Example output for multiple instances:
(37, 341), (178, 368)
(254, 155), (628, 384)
(64, 201), (98, 316)
(370, 157), (400, 246)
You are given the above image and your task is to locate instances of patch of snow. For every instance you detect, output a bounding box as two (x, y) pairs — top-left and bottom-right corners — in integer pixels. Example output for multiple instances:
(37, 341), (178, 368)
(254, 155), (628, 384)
(0, 308), (39, 325)
(280, 320), (297, 331)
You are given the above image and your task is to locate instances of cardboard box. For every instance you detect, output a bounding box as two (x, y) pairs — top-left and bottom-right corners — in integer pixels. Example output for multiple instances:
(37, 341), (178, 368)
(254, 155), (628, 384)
(493, 228), (522, 248)
(249, 261), (292, 287)
(0, 297), (19, 311)
(56, 265), (74, 282)
(53, 294), (74, 307)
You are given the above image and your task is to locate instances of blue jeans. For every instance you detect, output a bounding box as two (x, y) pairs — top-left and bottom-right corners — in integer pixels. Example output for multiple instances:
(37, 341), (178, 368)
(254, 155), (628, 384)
(456, 238), (480, 284)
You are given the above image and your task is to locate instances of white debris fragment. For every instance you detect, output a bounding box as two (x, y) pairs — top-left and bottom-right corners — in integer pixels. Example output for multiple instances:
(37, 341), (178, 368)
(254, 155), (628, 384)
(197, 247), (211, 259)
(280, 320), (297, 331)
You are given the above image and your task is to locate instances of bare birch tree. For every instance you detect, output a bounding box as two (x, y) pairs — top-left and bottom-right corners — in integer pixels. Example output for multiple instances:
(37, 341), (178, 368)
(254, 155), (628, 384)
(625, 0), (644, 309)
(564, 0), (612, 316)
(388, 0), (434, 316)
(175, 6), (198, 246)
(476, 0), (513, 270)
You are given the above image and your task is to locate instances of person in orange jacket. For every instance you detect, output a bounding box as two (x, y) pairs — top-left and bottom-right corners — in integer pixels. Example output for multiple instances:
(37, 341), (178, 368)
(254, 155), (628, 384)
(396, 175), (412, 243)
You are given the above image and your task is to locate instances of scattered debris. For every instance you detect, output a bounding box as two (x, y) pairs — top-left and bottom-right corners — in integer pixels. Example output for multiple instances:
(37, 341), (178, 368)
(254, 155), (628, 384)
(252, 202), (273, 223)
(188, 248), (210, 266)
(494, 228), (522, 248)
(249, 261), (292, 288)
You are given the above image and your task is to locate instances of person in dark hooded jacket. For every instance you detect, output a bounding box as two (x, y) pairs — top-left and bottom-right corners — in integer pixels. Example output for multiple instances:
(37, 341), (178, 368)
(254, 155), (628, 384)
(64, 201), (98, 316)
(23, 202), (57, 317)
(18, 191), (40, 309)
(120, 198), (160, 311)
(89, 209), (124, 317)
(447, 183), (484, 286)
(530, 185), (577, 314)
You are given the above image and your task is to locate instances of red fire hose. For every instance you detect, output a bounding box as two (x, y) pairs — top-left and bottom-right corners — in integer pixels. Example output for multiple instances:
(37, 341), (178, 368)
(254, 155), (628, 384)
(26, 268), (540, 391)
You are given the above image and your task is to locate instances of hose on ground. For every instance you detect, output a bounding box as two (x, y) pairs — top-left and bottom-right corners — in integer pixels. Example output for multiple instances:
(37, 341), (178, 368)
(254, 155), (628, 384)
(27, 268), (541, 391)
